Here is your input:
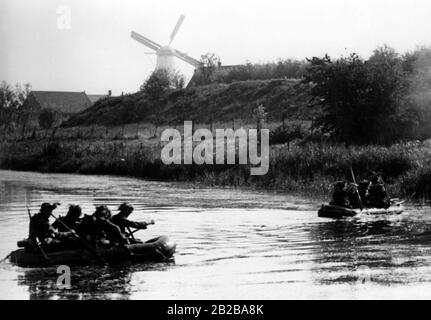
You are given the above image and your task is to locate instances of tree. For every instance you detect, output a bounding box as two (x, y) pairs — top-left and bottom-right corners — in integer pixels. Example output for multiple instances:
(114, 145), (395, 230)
(15, 83), (32, 139)
(140, 69), (171, 95)
(252, 104), (267, 132)
(0, 81), (15, 138)
(14, 83), (31, 106)
(400, 47), (431, 140)
(304, 47), (413, 145)
(140, 68), (186, 91)
(38, 108), (55, 137)
(0, 81), (31, 139)
(171, 70), (186, 89)
(141, 69), (171, 137)
(196, 52), (221, 85)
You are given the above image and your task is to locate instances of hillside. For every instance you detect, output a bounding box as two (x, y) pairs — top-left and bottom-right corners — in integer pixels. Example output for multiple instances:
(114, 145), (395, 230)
(63, 79), (317, 127)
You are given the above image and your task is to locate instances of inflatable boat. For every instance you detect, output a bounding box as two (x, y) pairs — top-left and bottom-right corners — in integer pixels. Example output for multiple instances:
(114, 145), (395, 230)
(318, 204), (404, 219)
(9, 236), (176, 267)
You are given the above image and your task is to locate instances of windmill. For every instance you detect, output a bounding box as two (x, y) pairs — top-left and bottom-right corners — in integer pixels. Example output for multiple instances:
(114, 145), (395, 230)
(131, 15), (201, 73)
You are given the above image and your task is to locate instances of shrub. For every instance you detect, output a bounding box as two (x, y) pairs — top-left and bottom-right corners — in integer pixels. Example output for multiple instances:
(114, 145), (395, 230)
(270, 123), (305, 146)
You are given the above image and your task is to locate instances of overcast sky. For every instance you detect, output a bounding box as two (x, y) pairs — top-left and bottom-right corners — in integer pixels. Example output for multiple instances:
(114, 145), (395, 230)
(1, 0), (431, 95)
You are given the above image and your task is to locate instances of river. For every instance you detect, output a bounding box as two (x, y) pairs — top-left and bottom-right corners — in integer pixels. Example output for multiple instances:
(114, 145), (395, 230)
(1, 169), (431, 299)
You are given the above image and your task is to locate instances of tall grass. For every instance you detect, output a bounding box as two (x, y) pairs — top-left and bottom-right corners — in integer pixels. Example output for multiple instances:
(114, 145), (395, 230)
(2, 135), (431, 200)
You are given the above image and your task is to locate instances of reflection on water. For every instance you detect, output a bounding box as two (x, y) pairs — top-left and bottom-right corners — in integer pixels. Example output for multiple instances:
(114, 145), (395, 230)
(1, 169), (431, 299)
(16, 262), (177, 300)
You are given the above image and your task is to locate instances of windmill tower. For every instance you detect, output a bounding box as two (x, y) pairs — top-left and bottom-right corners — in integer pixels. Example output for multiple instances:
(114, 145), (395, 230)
(131, 15), (201, 73)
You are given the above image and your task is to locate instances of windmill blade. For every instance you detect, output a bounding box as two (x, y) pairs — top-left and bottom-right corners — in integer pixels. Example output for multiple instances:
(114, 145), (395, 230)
(130, 31), (161, 51)
(169, 14), (185, 45)
(173, 49), (201, 68)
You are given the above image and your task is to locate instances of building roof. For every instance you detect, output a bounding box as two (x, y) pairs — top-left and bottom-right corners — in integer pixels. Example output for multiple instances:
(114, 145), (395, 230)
(87, 94), (108, 104)
(29, 91), (92, 114)
(187, 65), (243, 87)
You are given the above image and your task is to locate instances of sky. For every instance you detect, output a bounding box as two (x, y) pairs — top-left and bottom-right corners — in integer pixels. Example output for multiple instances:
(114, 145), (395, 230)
(1, 0), (431, 95)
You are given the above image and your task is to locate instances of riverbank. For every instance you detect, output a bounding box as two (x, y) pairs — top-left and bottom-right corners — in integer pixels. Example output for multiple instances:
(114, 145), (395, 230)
(2, 130), (431, 201)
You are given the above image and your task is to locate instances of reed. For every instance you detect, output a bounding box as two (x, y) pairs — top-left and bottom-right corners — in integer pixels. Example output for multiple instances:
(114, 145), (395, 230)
(2, 136), (431, 200)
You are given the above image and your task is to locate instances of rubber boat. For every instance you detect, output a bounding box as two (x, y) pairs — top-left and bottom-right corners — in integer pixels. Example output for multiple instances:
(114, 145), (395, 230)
(318, 204), (404, 219)
(9, 236), (176, 267)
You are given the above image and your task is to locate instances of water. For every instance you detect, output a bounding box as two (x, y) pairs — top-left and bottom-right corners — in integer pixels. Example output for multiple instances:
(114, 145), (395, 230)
(1, 169), (431, 299)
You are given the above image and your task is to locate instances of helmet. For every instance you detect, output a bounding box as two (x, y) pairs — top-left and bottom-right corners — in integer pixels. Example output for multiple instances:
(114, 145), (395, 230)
(118, 202), (134, 213)
(94, 205), (111, 219)
(67, 205), (82, 219)
(40, 202), (58, 214)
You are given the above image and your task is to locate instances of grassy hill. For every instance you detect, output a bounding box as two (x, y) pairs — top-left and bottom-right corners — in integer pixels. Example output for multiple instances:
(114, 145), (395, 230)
(63, 79), (316, 127)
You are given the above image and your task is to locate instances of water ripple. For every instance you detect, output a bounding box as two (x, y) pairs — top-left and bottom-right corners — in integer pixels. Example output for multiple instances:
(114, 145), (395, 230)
(2, 169), (431, 299)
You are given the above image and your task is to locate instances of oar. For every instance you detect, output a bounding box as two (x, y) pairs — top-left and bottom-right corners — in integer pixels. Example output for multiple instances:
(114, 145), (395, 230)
(350, 167), (364, 211)
(126, 220), (155, 237)
(0, 253), (11, 263)
(128, 220), (156, 235)
(49, 212), (104, 262)
(391, 200), (406, 206)
(27, 206), (50, 262)
(126, 226), (136, 241)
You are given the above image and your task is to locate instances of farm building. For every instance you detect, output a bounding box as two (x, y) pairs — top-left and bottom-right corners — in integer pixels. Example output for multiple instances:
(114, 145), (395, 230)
(22, 91), (92, 121)
(87, 90), (111, 105)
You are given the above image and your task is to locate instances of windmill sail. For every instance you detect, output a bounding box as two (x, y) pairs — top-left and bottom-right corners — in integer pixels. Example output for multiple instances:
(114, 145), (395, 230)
(169, 14), (185, 45)
(130, 31), (162, 51)
(173, 49), (201, 68)
(130, 15), (201, 72)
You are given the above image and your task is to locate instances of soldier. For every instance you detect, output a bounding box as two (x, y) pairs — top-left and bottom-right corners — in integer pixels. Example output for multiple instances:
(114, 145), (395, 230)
(29, 202), (73, 246)
(330, 181), (351, 208)
(111, 203), (154, 242)
(358, 180), (371, 207)
(52, 204), (82, 232)
(346, 182), (362, 209)
(77, 205), (127, 245)
(368, 174), (390, 209)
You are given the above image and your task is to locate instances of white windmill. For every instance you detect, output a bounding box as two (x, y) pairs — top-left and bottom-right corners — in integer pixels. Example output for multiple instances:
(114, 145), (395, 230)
(131, 15), (201, 73)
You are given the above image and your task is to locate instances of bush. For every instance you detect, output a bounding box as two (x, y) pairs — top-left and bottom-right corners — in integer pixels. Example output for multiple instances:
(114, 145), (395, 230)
(270, 123), (305, 145)
(192, 59), (307, 85)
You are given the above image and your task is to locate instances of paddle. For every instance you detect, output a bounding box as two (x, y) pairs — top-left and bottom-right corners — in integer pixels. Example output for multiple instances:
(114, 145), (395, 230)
(350, 167), (364, 211)
(0, 253), (11, 264)
(126, 220), (155, 237)
(126, 226), (137, 241)
(49, 212), (104, 262)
